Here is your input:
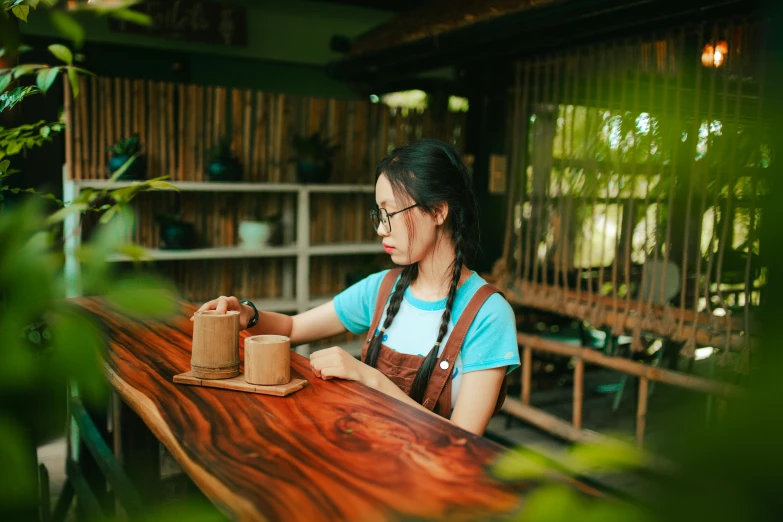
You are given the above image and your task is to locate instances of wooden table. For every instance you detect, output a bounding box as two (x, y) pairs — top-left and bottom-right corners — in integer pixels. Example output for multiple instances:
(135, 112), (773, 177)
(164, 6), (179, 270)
(73, 297), (599, 521)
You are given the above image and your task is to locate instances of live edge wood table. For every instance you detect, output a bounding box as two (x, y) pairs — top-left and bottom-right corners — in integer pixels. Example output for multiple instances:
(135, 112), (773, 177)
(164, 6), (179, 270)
(74, 298), (600, 522)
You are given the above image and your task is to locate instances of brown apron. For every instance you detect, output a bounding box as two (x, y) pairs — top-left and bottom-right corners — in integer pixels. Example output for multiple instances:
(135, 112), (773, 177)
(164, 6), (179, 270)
(361, 269), (508, 418)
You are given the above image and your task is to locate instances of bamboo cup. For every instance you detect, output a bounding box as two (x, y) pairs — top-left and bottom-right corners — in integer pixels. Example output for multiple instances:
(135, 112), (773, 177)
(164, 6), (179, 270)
(244, 335), (291, 386)
(191, 310), (240, 379)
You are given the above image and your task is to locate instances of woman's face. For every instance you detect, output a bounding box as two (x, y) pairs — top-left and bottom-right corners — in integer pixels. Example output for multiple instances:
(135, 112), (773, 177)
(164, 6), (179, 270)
(375, 174), (443, 265)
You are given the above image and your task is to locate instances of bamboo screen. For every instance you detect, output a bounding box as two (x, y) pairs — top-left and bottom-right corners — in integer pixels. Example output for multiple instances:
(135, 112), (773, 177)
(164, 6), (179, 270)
(496, 20), (768, 369)
(66, 77), (467, 183)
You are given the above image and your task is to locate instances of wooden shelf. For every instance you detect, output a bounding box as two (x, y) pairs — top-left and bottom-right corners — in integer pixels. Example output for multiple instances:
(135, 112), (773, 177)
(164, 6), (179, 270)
(70, 179), (374, 194)
(107, 245), (299, 262)
(246, 298), (298, 313)
(65, 179), (381, 318)
(309, 242), (383, 256)
(308, 296), (332, 308)
(308, 339), (365, 357)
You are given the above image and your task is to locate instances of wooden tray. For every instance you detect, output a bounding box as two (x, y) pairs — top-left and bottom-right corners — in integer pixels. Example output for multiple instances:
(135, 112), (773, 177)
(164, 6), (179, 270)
(174, 370), (308, 397)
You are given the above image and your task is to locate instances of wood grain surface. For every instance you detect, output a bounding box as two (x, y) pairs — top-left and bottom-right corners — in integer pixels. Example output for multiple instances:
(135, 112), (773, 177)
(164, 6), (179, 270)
(74, 297), (599, 522)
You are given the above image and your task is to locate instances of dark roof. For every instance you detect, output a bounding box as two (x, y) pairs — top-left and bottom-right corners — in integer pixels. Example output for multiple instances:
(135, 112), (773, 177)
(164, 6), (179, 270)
(348, 0), (559, 57)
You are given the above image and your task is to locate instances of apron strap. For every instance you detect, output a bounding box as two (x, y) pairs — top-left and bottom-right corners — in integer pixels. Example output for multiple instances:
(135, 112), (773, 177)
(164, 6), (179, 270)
(361, 268), (403, 362)
(421, 284), (500, 412)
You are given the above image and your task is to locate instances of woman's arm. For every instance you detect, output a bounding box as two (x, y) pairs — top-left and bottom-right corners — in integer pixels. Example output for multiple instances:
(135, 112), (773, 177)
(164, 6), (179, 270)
(309, 346), (445, 421)
(309, 346), (507, 435)
(449, 367), (506, 435)
(193, 296), (347, 345)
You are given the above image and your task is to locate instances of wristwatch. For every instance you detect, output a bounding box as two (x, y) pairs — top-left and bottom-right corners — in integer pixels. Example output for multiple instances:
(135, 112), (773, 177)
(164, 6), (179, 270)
(239, 299), (259, 329)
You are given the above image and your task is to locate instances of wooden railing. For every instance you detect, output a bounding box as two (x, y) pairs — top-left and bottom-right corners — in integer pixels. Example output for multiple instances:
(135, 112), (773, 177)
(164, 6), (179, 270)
(503, 332), (743, 447)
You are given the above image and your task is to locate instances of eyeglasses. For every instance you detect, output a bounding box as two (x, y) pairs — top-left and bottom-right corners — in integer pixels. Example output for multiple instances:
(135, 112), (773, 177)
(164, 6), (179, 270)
(369, 204), (419, 233)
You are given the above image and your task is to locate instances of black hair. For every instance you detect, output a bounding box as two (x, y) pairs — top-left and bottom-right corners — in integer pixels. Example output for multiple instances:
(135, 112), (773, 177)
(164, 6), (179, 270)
(365, 138), (480, 403)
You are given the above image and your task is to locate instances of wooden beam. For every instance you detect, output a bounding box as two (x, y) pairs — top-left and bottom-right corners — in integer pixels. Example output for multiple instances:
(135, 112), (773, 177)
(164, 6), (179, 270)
(517, 332), (742, 398)
(501, 398), (607, 444)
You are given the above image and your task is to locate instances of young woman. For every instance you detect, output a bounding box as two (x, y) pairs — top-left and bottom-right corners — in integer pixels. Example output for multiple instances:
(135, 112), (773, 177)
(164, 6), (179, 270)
(194, 139), (520, 435)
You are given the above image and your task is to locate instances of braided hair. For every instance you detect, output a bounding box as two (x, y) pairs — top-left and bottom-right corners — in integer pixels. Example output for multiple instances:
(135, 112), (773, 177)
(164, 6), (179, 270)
(365, 139), (480, 403)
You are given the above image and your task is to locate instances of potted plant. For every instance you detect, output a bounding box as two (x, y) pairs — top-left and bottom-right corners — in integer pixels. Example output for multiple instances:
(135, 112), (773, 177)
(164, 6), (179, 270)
(156, 212), (198, 250)
(291, 132), (339, 184)
(207, 135), (242, 182)
(238, 212), (282, 249)
(107, 132), (146, 180)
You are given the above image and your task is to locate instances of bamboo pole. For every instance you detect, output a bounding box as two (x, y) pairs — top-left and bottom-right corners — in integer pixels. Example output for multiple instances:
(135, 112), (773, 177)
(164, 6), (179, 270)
(114, 77), (122, 144)
(243, 89), (252, 179)
(188, 85), (197, 182)
(147, 81), (157, 178)
(573, 358), (584, 430)
(168, 83), (176, 177)
(522, 345), (532, 404)
(253, 91), (265, 181)
(104, 78), (114, 175)
(194, 85), (204, 179)
(124, 78), (131, 141)
(137, 79), (146, 177)
(159, 81), (168, 178)
(636, 377), (649, 447)
(90, 76), (98, 179)
(178, 83), (186, 181)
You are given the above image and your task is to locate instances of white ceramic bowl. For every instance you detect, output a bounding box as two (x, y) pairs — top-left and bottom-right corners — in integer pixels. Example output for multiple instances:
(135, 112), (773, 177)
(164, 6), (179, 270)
(238, 220), (272, 248)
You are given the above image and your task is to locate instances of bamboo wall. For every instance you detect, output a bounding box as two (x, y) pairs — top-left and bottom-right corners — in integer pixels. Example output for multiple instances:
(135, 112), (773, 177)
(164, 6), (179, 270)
(70, 77), (467, 341)
(496, 19), (766, 367)
(68, 76), (467, 183)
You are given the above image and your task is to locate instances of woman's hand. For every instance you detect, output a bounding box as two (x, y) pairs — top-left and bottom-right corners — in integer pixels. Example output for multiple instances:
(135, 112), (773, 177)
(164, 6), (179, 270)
(309, 346), (374, 385)
(191, 296), (255, 330)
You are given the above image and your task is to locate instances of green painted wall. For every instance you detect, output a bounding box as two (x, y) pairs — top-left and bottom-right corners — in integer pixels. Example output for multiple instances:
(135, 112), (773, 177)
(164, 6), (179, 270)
(20, 0), (393, 98)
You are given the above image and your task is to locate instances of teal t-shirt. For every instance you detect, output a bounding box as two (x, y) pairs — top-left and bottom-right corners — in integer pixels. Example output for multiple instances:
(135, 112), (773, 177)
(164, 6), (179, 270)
(333, 269), (520, 409)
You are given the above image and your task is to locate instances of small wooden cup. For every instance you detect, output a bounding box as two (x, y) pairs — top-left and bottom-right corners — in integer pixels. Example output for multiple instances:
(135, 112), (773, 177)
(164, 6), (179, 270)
(244, 335), (291, 386)
(191, 310), (240, 379)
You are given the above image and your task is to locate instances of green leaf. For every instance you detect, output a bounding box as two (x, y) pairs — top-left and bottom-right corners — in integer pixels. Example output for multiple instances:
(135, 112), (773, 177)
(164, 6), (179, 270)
(11, 5), (29, 22)
(491, 448), (553, 481)
(145, 180), (178, 191)
(108, 153), (139, 182)
(518, 485), (584, 522)
(36, 67), (59, 94)
(0, 73), (10, 94)
(0, 12), (22, 58)
(70, 66), (95, 76)
(27, 330), (41, 344)
(6, 141), (23, 155)
(106, 274), (179, 319)
(567, 440), (649, 474)
(67, 67), (79, 96)
(0, 419), (37, 507)
(115, 242), (147, 261)
(0, 86), (41, 112)
(45, 202), (88, 225)
(109, 8), (151, 26)
(48, 43), (73, 65)
(50, 12), (84, 48)
(12, 63), (43, 79)
(39, 126), (50, 138)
